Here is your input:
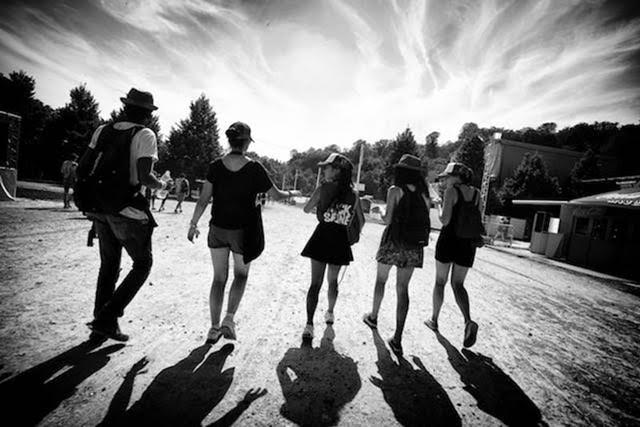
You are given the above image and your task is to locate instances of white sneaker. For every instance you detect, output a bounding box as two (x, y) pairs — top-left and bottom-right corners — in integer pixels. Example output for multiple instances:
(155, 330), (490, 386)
(206, 327), (222, 344)
(324, 311), (334, 324)
(302, 324), (314, 339)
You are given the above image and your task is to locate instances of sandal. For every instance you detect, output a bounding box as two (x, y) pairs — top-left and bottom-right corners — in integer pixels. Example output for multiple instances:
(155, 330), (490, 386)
(221, 317), (236, 341)
(324, 311), (334, 325)
(302, 324), (314, 339)
(463, 321), (478, 348)
(424, 319), (439, 332)
(387, 337), (403, 355)
(362, 313), (377, 329)
(206, 327), (222, 345)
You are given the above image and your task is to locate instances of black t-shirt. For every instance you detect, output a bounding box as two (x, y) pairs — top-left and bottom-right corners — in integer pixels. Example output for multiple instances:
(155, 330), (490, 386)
(316, 182), (356, 225)
(206, 159), (273, 229)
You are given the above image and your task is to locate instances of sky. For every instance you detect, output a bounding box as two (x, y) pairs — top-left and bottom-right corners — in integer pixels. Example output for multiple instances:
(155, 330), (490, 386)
(1, 0), (639, 160)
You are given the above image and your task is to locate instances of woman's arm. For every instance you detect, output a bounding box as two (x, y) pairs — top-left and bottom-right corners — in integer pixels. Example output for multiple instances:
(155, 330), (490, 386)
(439, 187), (457, 227)
(187, 180), (213, 242)
(267, 185), (298, 201)
(382, 186), (402, 225)
(303, 186), (321, 213)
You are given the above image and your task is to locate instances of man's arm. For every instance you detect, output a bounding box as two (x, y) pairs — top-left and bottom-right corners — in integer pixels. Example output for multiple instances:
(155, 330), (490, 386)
(137, 158), (167, 190)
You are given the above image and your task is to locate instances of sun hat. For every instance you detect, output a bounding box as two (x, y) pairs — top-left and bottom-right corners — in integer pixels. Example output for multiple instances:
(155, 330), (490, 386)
(318, 153), (353, 169)
(437, 162), (473, 181)
(120, 88), (158, 111)
(394, 154), (425, 172)
(225, 121), (254, 142)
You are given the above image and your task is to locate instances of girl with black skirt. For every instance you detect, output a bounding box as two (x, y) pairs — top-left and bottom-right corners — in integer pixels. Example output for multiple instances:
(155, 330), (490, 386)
(301, 153), (357, 339)
(362, 155), (431, 355)
(425, 162), (480, 348)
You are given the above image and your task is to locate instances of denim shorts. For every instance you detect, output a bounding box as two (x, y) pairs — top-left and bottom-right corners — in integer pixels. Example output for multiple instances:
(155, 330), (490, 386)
(208, 225), (244, 254)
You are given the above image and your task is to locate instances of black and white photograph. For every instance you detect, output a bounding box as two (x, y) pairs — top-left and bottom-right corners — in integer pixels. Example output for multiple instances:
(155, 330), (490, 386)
(1, 0), (639, 425)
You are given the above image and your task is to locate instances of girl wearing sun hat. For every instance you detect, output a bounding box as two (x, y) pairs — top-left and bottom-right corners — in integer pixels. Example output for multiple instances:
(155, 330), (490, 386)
(362, 154), (431, 355)
(424, 161), (480, 348)
(300, 152), (361, 340)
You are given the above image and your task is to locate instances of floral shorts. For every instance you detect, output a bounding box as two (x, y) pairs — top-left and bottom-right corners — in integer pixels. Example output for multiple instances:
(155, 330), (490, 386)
(376, 240), (424, 268)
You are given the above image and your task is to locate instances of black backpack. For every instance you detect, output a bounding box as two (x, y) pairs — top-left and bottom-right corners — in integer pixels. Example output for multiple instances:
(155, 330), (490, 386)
(453, 186), (485, 241)
(392, 186), (431, 247)
(74, 124), (146, 214)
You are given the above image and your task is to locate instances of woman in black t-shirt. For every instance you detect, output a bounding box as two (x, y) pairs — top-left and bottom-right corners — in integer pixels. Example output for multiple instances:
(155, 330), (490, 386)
(300, 153), (357, 340)
(188, 122), (295, 345)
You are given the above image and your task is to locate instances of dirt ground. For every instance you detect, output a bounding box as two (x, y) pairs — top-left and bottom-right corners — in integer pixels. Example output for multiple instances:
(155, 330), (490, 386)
(0, 198), (638, 426)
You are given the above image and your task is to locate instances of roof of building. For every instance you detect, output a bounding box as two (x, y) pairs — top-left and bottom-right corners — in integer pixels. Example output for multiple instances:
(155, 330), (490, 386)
(492, 138), (616, 160)
(512, 200), (568, 206)
(569, 186), (640, 210)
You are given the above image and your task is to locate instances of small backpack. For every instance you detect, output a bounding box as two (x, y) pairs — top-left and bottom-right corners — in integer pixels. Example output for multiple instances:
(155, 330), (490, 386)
(453, 186), (485, 241)
(74, 124), (146, 214)
(392, 187), (431, 247)
(347, 195), (365, 245)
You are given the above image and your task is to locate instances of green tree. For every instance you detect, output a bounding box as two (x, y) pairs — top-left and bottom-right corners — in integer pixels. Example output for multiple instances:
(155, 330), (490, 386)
(384, 127), (418, 189)
(452, 135), (485, 188)
(62, 84), (101, 155)
(567, 149), (600, 198)
(425, 131), (439, 158)
(498, 152), (561, 206)
(164, 94), (220, 182)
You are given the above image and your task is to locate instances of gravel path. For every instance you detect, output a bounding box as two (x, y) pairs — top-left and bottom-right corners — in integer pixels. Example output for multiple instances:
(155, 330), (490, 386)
(0, 198), (638, 426)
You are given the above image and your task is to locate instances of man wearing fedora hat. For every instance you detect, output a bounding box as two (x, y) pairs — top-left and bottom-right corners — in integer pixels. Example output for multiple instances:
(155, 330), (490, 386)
(80, 88), (171, 341)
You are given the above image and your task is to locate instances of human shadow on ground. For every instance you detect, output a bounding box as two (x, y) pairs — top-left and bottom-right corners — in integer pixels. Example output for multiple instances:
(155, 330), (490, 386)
(206, 387), (268, 426)
(99, 343), (234, 427)
(369, 329), (461, 426)
(0, 338), (123, 426)
(436, 333), (546, 426)
(277, 325), (361, 426)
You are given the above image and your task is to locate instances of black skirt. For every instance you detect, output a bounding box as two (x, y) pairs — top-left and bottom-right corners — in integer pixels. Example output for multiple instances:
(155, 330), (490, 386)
(301, 222), (353, 265)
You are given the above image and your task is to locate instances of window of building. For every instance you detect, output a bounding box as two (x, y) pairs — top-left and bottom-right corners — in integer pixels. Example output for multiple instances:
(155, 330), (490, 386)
(591, 218), (607, 240)
(573, 217), (590, 236)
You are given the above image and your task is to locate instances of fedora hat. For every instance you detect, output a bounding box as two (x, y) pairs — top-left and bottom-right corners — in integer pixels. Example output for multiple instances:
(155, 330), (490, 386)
(394, 154), (425, 171)
(437, 162), (472, 181)
(120, 88), (158, 111)
(225, 121), (254, 142)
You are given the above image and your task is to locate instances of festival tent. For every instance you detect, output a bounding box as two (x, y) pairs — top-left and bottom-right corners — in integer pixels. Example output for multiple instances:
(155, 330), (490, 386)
(569, 187), (640, 210)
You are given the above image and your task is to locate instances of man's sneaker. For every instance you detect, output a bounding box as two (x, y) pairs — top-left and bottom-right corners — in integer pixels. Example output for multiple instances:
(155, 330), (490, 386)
(206, 327), (223, 345)
(89, 319), (129, 342)
(362, 313), (377, 329)
(324, 311), (334, 325)
(463, 321), (478, 348)
(302, 324), (314, 339)
(221, 317), (237, 340)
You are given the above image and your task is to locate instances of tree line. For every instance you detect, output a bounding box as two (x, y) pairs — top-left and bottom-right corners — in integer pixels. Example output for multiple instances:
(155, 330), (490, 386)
(2, 69), (639, 216)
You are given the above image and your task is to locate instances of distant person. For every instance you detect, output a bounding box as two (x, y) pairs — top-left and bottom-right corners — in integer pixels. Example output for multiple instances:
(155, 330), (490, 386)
(425, 162), (481, 348)
(76, 88), (171, 341)
(157, 170), (172, 212)
(174, 173), (190, 214)
(301, 153), (360, 340)
(363, 155), (431, 355)
(61, 153), (79, 208)
(187, 122), (295, 344)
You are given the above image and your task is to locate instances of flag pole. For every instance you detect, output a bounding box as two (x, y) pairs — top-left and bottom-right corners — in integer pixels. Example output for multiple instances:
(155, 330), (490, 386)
(356, 143), (364, 193)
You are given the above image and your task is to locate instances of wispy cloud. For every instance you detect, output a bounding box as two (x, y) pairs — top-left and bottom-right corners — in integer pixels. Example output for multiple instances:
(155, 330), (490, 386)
(1, 0), (638, 158)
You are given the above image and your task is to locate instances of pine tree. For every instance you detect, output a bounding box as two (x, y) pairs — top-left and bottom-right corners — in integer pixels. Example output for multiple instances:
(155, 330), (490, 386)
(567, 149), (600, 198)
(425, 132), (439, 159)
(452, 135), (485, 187)
(164, 94), (220, 182)
(498, 153), (561, 205)
(61, 84), (101, 156)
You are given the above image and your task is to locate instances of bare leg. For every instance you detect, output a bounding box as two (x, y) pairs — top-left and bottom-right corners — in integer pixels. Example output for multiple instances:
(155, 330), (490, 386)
(451, 264), (471, 324)
(371, 263), (392, 319)
(431, 261), (451, 323)
(326, 264), (341, 314)
(225, 252), (251, 317)
(393, 267), (414, 344)
(306, 259), (327, 325)
(209, 248), (230, 328)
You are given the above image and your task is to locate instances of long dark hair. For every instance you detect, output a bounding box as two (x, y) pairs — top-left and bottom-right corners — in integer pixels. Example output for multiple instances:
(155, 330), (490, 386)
(329, 164), (354, 205)
(394, 167), (429, 198)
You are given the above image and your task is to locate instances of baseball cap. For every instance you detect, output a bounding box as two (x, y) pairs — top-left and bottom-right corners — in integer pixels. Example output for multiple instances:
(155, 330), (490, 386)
(318, 153), (353, 169)
(225, 122), (254, 142)
(437, 162), (473, 181)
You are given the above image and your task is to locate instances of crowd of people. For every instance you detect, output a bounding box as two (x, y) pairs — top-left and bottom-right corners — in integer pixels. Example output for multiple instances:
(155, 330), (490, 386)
(71, 87), (484, 355)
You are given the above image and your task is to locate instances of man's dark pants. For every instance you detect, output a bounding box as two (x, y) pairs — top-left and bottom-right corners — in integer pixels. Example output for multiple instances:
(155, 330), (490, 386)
(93, 214), (153, 324)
